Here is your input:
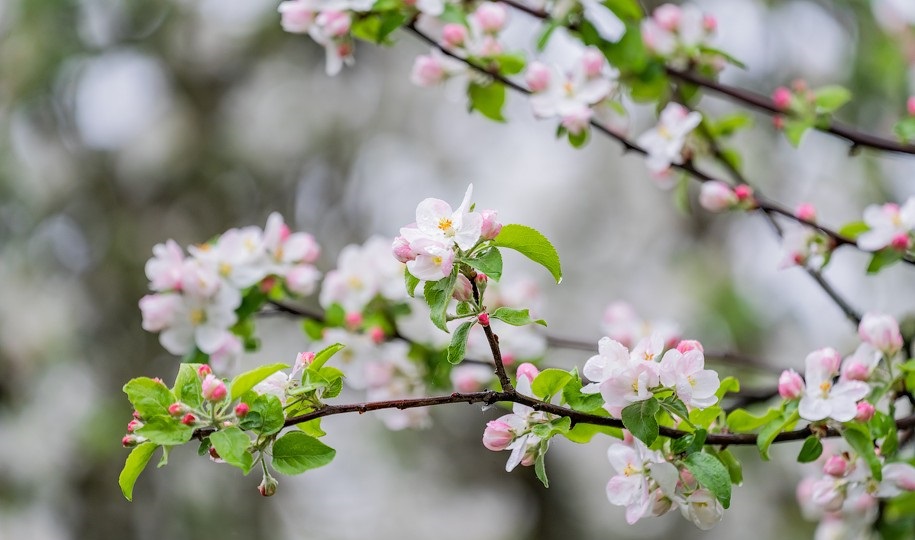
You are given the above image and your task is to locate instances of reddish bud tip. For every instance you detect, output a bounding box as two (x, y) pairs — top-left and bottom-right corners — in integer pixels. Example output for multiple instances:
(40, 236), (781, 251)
(478, 313), (490, 326)
(122, 435), (137, 448)
(197, 365), (212, 377)
(772, 87), (792, 110)
(795, 203), (817, 222)
(181, 413), (197, 426)
(773, 115), (785, 130)
(259, 276), (277, 293)
(344, 311), (363, 329)
(168, 403), (184, 416)
(127, 419), (142, 433)
(132, 410), (142, 420)
(235, 403), (250, 418)
(368, 326), (386, 344)
(734, 184), (754, 202)
(475, 273), (488, 284)
(907, 96), (915, 117)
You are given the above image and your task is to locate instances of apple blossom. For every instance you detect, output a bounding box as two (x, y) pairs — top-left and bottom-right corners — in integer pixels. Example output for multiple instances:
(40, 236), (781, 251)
(681, 489), (723, 530)
(798, 348), (869, 423)
(526, 48), (615, 134)
(472, 3), (508, 34)
(605, 437), (680, 525)
(857, 312), (903, 355)
(201, 374), (227, 401)
(698, 181), (737, 212)
(857, 199), (915, 252)
(778, 369), (805, 400)
(580, 0), (625, 43)
(145, 239), (186, 291)
(854, 401), (875, 422)
(658, 347), (720, 409)
(482, 419), (515, 451)
(411, 183), (483, 251)
(636, 103), (701, 175)
(840, 344), (881, 382)
(601, 301), (680, 349)
(410, 49), (466, 87)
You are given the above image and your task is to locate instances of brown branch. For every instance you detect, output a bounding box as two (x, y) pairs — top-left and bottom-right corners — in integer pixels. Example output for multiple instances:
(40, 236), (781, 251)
(497, 0), (915, 157)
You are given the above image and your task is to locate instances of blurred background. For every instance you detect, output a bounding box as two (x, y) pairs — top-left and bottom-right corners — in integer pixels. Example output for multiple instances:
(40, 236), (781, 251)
(3, 0), (915, 538)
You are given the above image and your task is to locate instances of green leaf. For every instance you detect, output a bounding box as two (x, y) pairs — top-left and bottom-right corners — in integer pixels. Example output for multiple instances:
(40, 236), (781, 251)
(490, 307), (546, 327)
(119, 442), (157, 501)
(867, 249), (904, 274)
(659, 396), (689, 423)
(813, 85), (852, 113)
(231, 363), (288, 400)
(531, 369), (573, 400)
(726, 407), (781, 433)
(467, 81), (506, 122)
(302, 319), (324, 340)
(311, 343), (346, 371)
(447, 321), (474, 364)
(621, 398), (660, 446)
(602, 0), (642, 19)
(135, 416), (194, 446)
(715, 448), (743, 485)
(172, 364), (204, 409)
(710, 113), (753, 137)
(324, 304), (346, 327)
(715, 376), (740, 400)
(239, 394), (285, 436)
(157, 446), (170, 468)
(456, 301), (476, 316)
(797, 436), (823, 463)
(894, 117), (915, 143)
(423, 272), (458, 332)
(124, 378), (177, 419)
(844, 425), (882, 481)
(464, 247), (503, 281)
(838, 221), (869, 240)
(568, 128), (590, 148)
(530, 417), (572, 439)
(536, 21), (559, 51)
(297, 418), (326, 438)
(689, 406), (721, 430)
(404, 268), (421, 297)
(271, 431), (336, 475)
(534, 451), (549, 488)
(492, 224), (562, 283)
(562, 373), (606, 412)
(684, 452), (732, 509)
(210, 427), (254, 474)
(783, 118), (810, 147)
(493, 53), (526, 75)
(756, 410), (799, 460)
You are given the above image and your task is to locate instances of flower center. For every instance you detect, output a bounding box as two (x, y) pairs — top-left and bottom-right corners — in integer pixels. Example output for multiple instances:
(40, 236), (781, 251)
(818, 380), (832, 397)
(623, 463), (638, 477)
(190, 308), (207, 326)
(219, 262), (232, 278)
(658, 125), (672, 140)
(432, 255), (443, 266)
(347, 276), (364, 289)
(437, 217), (455, 235)
(563, 81), (575, 96)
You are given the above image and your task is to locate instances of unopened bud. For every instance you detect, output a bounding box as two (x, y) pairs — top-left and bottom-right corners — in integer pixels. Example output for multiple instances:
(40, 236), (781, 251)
(198, 365), (212, 377)
(908, 96), (915, 117)
(201, 374), (227, 402)
(235, 403), (250, 418)
(344, 311), (363, 329)
(453, 274), (474, 302)
(525, 62), (552, 93)
(479, 209), (502, 240)
(795, 203), (817, 222)
(823, 454), (848, 477)
(515, 362), (539, 383)
(478, 312), (490, 326)
(778, 369), (805, 400)
(122, 435), (138, 447)
(181, 413), (197, 426)
(891, 232), (911, 251)
(734, 184), (754, 203)
(698, 181), (738, 213)
(482, 419), (515, 451)
(127, 419), (142, 433)
(132, 410), (142, 420)
(855, 401), (875, 422)
(368, 326), (386, 344)
(259, 474), (279, 497)
(772, 87), (792, 110)
(676, 340), (704, 353)
(168, 403), (184, 416)
(442, 23), (468, 48)
(259, 276), (277, 293)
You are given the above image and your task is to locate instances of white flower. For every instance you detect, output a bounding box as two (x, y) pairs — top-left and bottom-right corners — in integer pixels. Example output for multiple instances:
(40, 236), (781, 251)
(159, 286), (241, 356)
(527, 51), (614, 127)
(779, 227), (829, 269)
(414, 184), (483, 251)
(410, 49), (466, 87)
(263, 212), (321, 272)
(658, 348), (720, 409)
(582, 337), (630, 393)
(636, 103), (701, 174)
(857, 199), (915, 252)
(606, 437), (678, 524)
(877, 462), (915, 497)
(581, 0), (625, 42)
(858, 312), (903, 355)
(190, 226), (267, 289)
(320, 243), (381, 313)
(680, 488), (723, 530)
(145, 239), (185, 291)
(405, 238), (455, 282)
(798, 350), (870, 423)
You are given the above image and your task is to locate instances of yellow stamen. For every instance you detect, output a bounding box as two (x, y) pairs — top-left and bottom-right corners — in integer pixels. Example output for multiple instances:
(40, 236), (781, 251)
(190, 308), (206, 325)
(623, 463), (637, 477)
(437, 218), (454, 234)
(218, 262), (232, 277)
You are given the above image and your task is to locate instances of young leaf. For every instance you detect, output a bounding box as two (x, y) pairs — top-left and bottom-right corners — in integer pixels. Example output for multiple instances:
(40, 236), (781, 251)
(813, 85), (852, 113)
(797, 436), (823, 463)
(531, 369), (573, 400)
(715, 448), (743, 485)
(172, 364), (204, 409)
(726, 407), (782, 433)
(231, 363), (289, 400)
(210, 427), (254, 474)
(124, 378), (178, 419)
(838, 221), (869, 240)
(562, 373), (606, 412)
(404, 268), (421, 297)
(621, 398), (660, 446)
(534, 451), (549, 488)
(467, 81), (506, 122)
(311, 342), (346, 371)
(684, 452), (732, 509)
(563, 423), (622, 444)
(715, 376), (740, 400)
(490, 307), (546, 327)
(447, 321), (474, 365)
(135, 416), (194, 446)
(119, 442), (158, 501)
(492, 224), (562, 283)
(493, 53), (526, 75)
(894, 117), (915, 143)
(756, 410), (799, 460)
(239, 394), (285, 436)
(424, 272), (458, 332)
(844, 425), (882, 481)
(271, 431), (336, 475)
(464, 247), (503, 281)
(867, 249), (904, 274)
(783, 119), (810, 147)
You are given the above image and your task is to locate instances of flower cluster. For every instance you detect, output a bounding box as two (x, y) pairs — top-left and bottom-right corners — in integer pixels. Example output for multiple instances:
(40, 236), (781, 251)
(636, 103), (702, 179)
(321, 235), (407, 316)
(139, 213), (320, 371)
(858, 198), (915, 253)
(641, 3), (721, 71)
(278, 0), (377, 75)
(778, 226), (833, 270)
(779, 313), (903, 423)
(582, 335), (720, 417)
(797, 444), (915, 538)
(605, 434), (724, 529)
(393, 184), (500, 281)
(525, 47), (617, 138)
(482, 364), (553, 471)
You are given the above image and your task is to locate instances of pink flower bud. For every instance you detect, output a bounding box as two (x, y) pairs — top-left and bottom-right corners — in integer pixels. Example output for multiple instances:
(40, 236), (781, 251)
(122, 435), (138, 448)
(259, 276), (277, 293)
(773, 87), (792, 110)
(653, 4), (681, 31)
(734, 184), (754, 203)
(278, 0), (316, 34)
(475, 273), (488, 285)
(773, 115), (785, 130)
(317, 10), (351, 38)
(127, 419), (142, 433)
(699, 181), (738, 212)
(676, 340), (704, 353)
(442, 23), (468, 48)
(778, 369), (805, 400)
(477, 36), (503, 57)
(561, 107), (593, 136)
(501, 353), (516, 367)
(181, 413), (197, 426)
(823, 455), (848, 477)
(703, 14), (717, 32)
(198, 365), (212, 377)
(478, 312), (490, 326)
(795, 203), (817, 222)
(258, 474), (279, 497)
(368, 326), (386, 344)
(858, 313), (903, 355)
(132, 410), (142, 420)
(808, 347), (842, 375)
(516, 362), (539, 383)
(526, 62), (552, 93)
(201, 374), (227, 402)
(908, 96), (915, 117)
(453, 274), (474, 302)
(168, 403), (183, 416)
(479, 209), (502, 240)
(581, 47), (605, 78)
(855, 401), (875, 422)
(296, 351), (316, 368)
(891, 232), (911, 251)
(345, 311), (363, 329)
(482, 419), (515, 451)
(392, 235), (416, 262)
(473, 3), (508, 33)
(235, 403), (250, 418)
(411, 55), (446, 87)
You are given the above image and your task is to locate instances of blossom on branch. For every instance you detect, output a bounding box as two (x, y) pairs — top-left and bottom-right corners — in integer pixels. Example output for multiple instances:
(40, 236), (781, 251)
(636, 103), (701, 176)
